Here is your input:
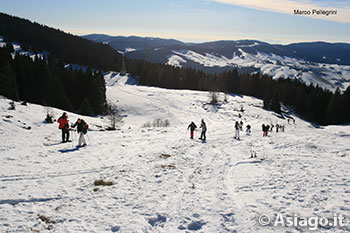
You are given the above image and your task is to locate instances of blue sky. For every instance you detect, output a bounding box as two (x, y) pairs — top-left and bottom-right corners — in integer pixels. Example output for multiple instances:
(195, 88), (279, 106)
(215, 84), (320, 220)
(1, 0), (350, 44)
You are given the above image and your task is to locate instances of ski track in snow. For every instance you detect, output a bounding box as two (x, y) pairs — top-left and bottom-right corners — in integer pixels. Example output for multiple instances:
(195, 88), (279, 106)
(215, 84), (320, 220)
(0, 74), (350, 232)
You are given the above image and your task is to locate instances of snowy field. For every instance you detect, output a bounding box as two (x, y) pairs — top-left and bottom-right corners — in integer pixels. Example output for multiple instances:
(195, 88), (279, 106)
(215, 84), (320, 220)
(0, 73), (350, 232)
(168, 49), (350, 92)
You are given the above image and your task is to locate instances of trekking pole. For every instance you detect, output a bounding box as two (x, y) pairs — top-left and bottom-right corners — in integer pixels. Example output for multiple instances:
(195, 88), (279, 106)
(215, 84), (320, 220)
(70, 130), (73, 142)
(72, 130), (75, 142)
(69, 128), (74, 142)
(86, 133), (92, 145)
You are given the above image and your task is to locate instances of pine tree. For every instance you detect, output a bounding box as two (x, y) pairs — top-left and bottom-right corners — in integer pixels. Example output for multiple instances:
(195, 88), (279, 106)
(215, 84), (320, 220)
(326, 87), (342, 124)
(0, 61), (19, 100)
(270, 90), (281, 113)
(263, 92), (272, 109)
(343, 87), (350, 122)
(79, 97), (94, 116)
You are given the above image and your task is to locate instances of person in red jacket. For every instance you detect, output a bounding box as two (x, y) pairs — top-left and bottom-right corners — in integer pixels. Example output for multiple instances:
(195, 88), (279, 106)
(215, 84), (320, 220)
(57, 112), (70, 142)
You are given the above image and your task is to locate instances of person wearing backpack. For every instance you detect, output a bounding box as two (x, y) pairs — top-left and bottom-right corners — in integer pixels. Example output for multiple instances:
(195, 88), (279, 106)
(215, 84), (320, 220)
(199, 119), (207, 141)
(234, 121), (240, 140)
(246, 124), (251, 136)
(187, 121), (197, 139)
(72, 118), (89, 147)
(57, 112), (70, 143)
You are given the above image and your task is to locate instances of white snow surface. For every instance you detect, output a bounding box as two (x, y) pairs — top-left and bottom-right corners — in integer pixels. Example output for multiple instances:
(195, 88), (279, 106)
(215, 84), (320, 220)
(0, 74), (350, 232)
(169, 49), (350, 92)
(166, 55), (187, 68)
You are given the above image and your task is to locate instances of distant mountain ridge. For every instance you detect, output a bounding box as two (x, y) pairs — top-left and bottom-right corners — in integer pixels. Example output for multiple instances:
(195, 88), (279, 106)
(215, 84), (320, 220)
(83, 34), (350, 92)
(83, 34), (185, 52)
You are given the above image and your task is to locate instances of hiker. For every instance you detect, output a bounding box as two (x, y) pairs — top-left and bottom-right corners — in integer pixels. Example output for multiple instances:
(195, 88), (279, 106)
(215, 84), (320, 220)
(57, 112), (70, 143)
(72, 118), (89, 147)
(262, 124), (269, 137)
(199, 119), (207, 141)
(187, 121), (197, 139)
(262, 124), (266, 137)
(270, 123), (274, 132)
(234, 121), (240, 139)
(238, 113), (242, 118)
(239, 120), (243, 131)
(276, 124), (280, 133)
(288, 119), (290, 124)
(246, 124), (251, 136)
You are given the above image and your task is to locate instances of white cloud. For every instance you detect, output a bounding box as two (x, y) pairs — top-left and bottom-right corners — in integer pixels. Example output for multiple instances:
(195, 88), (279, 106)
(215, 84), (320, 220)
(213, 0), (350, 23)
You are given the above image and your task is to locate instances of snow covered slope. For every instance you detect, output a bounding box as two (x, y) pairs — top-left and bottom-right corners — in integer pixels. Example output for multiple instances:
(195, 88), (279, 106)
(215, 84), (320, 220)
(84, 34), (350, 92)
(0, 74), (349, 232)
(167, 49), (350, 92)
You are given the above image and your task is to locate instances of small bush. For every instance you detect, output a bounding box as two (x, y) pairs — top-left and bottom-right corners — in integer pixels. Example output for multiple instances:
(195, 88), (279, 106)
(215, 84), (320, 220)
(160, 164), (176, 169)
(93, 179), (114, 186)
(45, 114), (54, 123)
(45, 108), (54, 123)
(9, 101), (15, 110)
(38, 214), (51, 224)
(143, 118), (170, 128)
(106, 102), (122, 130)
(142, 122), (152, 128)
(209, 92), (219, 105)
(160, 154), (172, 159)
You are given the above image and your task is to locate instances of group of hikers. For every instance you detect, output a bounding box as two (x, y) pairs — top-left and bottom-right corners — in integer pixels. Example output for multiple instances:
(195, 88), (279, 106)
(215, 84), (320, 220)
(187, 119), (207, 140)
(57, 112), (89, 147)
(262, 123), (286, 137)
(187, 119), (252, 141)
(58, 110), (292, 145)
(187, 118), (289, 140)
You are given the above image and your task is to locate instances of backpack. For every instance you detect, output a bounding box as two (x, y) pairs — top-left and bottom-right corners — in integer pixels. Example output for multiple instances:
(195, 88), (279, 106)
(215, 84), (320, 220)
(82, 121), (89, 134)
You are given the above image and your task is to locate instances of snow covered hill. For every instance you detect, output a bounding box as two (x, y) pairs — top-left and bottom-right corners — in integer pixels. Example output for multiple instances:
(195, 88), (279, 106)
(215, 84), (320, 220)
(0, 73), (350, 232)
(84, 35), (350, 92)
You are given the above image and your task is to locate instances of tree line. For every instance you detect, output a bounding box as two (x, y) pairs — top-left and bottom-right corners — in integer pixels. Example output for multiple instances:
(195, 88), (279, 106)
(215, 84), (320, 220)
(127, 61), (350, 125)
(0, 45), (106, 116)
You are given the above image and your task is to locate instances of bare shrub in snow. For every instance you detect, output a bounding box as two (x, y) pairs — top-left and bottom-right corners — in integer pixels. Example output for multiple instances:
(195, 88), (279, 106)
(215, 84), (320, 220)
(45, 108), (54, 123)
(143, 118), (170, 128)
(209, 92), (219, 105)
(9, 101), (15, 110)
(106, 102), (122, 130)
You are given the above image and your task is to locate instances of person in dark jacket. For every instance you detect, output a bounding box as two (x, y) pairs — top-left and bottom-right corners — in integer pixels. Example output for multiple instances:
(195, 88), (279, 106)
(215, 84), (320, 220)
(199, 119), (207, 141)
(234, 121), (240, 139)
(262, 124), (269, 137)
(187, 122), (197, 139)
(246, 124), (251, 136)
(57, 112), (70, 142)
(72, 118), (89, 147)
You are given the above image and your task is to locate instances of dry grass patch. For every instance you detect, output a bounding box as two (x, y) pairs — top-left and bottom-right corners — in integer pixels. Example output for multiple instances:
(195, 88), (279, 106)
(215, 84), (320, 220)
(159, 164), (176, 170)
(159, 154), (172, 159)
(38, 214), (51, 224)
(93, 179), (114, 186)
